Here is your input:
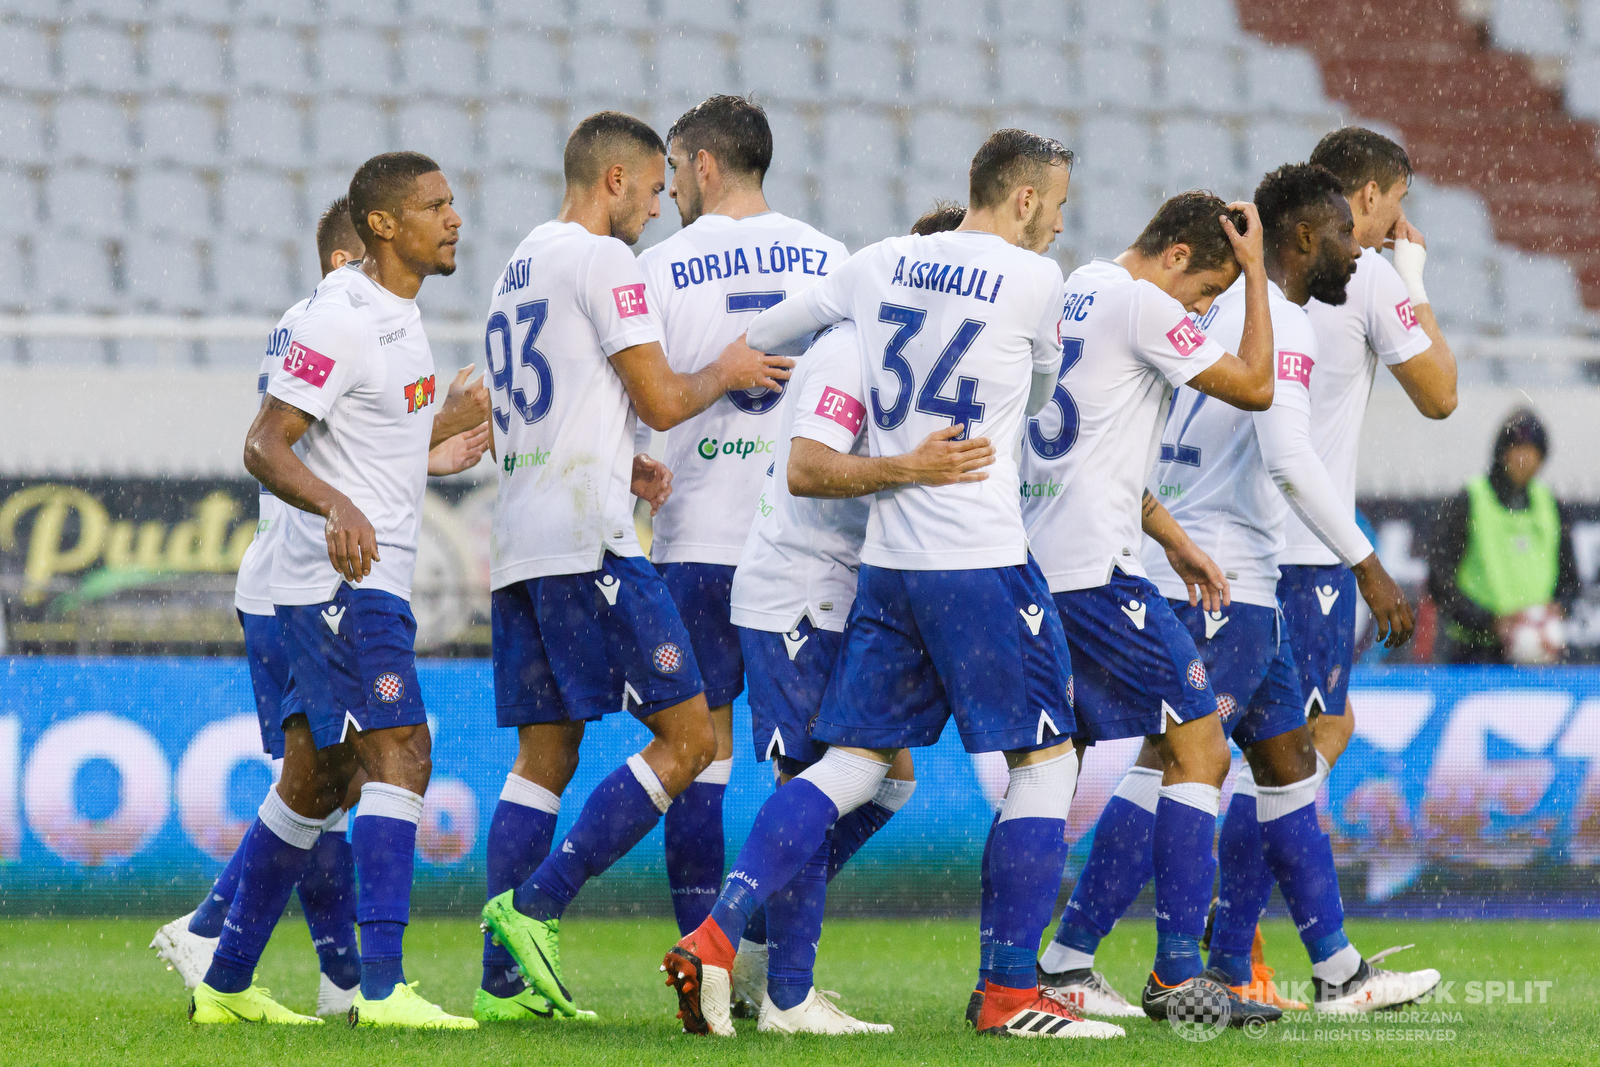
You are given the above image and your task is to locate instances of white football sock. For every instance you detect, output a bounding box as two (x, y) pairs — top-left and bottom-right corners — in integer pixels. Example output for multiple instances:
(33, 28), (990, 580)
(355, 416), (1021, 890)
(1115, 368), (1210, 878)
(1313, 942), (1362, 986)
(1039, 941), (1095, 974)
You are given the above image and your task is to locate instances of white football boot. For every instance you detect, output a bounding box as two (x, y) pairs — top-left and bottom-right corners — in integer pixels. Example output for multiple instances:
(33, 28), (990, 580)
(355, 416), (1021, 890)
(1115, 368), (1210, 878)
(1035, 966), (1146, 1017)
(1314, 945), (1441, 1014)
(317, 973), (359, 1017)
(730, 939), (768, 1019)
(757, 988), (894, 1034)
(149, 912), (217, 989)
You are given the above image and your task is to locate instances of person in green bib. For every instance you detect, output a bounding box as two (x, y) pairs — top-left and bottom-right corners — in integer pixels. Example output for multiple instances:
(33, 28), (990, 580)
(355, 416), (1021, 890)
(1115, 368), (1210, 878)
(1426, 408), (1579, 664)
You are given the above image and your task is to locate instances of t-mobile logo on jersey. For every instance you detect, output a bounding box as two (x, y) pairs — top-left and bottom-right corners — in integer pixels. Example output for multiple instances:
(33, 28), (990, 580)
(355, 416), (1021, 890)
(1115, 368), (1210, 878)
(1166, 320), (1207, 356)
(815, 386), (865, 434)
(1396, 298), (1418, 330)
(1277, 350), (1314, 388)
(284, 342), (334, 387)
(612, 283), (649, 318)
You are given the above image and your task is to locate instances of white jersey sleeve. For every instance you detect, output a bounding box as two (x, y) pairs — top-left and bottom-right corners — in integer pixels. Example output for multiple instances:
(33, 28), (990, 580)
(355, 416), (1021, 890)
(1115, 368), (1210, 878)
(234, 300), (306, 615)
(730, 322), (869, 633)
(1131, 279), (1225, 385)
(1365, 251), (1432, 367)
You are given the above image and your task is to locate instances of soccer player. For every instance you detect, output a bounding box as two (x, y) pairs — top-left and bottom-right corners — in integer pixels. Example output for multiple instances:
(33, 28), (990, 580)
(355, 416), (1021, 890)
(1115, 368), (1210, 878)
(476, 111), (793, 1022)
(665, 129), (1123, 1040)
(1019, 191), (1286, 1026)
(1211, 126), (1458, 1004)
(635, 95), (847, 941)
(190, 152), (488, 1029)
(719, 202), (976, 1033)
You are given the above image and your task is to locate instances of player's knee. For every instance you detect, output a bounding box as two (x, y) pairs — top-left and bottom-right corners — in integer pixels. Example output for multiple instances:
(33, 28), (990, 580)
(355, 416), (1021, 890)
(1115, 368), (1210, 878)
(1166, 721), (1230, 786)
(796, 748), (890, 816)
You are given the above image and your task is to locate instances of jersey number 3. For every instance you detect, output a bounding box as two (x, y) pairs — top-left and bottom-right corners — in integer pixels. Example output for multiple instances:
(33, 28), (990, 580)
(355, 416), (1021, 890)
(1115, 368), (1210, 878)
(873, 303), (987, 438)
(486, 300), (552, 431)
(1026, 336), (1084, 459)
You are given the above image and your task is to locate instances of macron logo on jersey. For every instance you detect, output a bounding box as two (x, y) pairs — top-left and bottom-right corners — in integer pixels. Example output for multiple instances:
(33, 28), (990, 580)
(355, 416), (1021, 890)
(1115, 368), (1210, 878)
(284, 342), (334, 388)
(1277, 350), (1314, 388)
(816, 387), (866, 435)
(1166, 320), (1207, 357)
(612, 283), (649, 318)
(1396, 298), (1418, 330)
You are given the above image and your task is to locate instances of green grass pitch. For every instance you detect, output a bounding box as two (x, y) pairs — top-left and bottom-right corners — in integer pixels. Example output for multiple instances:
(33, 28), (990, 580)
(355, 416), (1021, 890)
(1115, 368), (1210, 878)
(0, 916), (1594, 1065)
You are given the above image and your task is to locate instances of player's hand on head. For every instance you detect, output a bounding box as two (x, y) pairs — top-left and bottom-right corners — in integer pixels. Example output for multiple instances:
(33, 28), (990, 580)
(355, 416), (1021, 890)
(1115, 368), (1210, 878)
(905, 424), (995, 487)
(323, 495), (379, 583)
(631, 453), (674, 515)
(1165, 541), (1230, 614)
(1352, 552), (1414, 649)
(1221, 201), (1264, 271)
(715, 333), (795, 394)
(428, 423), (490, 476)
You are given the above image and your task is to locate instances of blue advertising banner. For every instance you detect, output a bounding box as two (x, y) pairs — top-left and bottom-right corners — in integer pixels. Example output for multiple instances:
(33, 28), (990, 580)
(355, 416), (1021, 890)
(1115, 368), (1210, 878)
(2, 659), (1598, 917)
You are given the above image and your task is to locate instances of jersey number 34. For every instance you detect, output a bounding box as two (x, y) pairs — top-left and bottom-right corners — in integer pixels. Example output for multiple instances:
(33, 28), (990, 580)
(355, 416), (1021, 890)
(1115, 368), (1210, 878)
(873, 303), (988, 439)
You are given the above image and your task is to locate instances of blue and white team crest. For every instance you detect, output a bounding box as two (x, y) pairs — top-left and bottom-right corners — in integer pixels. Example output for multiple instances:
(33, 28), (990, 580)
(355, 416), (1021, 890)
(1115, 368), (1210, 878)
(373, 672), (405, 703)
(652, 642), (685, 675)
(1186, 659), (1209, 690)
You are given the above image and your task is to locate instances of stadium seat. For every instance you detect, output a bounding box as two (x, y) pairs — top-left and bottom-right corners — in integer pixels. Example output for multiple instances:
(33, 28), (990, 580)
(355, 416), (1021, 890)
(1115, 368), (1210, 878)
(1405, 181), (1498, 254)
(395, 101), (478, 169)
(1074, 175), (1162, 255)
(821, 109), (901, 178)
(484, 30), (567, 100)
(659, 0), (739, 32)
(131, 169), (215, 239)
(909, 39), (993, 106)
(476, 170), (555, 239)
(817, 173), (897, 248)
(123, 235), (208, 312)
(656, 32), (738, 112)
(214, 238), (297, 314)
(1426, 252), (1499, 330)
(903, 173), (966, 222)
(53, 97), (135, 166)
(1080, 45), (1155, 109)
(157, 0), (238, 24)
(0, 0), (60, 19)
(1157, 44), (1245, 115)
(304, 166), (359, 217)
(742, 0), (828, 37)
(231, 26), (313, 93)
(763, 170), (814, 223)
(1498, 250), (1585, 333)
(0, 237), (27, 312)
(322, 0), (403, 28)
(310, 99), (394, 169)
(915, 0), (997, 36)
(1581, 0), (1600, 50)
(405, 0), (490, 29)
(1565, 55), (1600, 121)
(482, 103), (564, 172)
(1076, 115), (1155, 179)
(1160, 117), (1247, 199)
(1243, 118), (1322, 174)
(316, 27), (401, 93)
(1489, 0), (1572, 58)
(220, 171), (301, 241)
(140, 99), (223, 167)
(59, 24), (142, 93)
(1158, 0), (1245, 43)
(0, 98), (48, 166)
(825, 39), (906, 104)
(0, 171), (36, 237)
(826, 0), (908, 38)
(765, 106), (814, 173)
(226, 97), (310, 167)
(146, 25), (229, 95)
(65, 0), (147, 22)
(571, 0), (652, 29)
(235, 0), (323, 27)
(1243, 43), (1328, 116)
(400, 30), (482, 97)
(995, 40), (1075, 108)
(35, 231), (116, 311)
(45, 166), (125, 237)
(907, 110), (989, 188)
(570, 32), (651, 104)
(0, 24), (56, 92)
(1081, 0), (1158, 44)
(994, 0), (1072, 42)
(735, 32), (819, 102)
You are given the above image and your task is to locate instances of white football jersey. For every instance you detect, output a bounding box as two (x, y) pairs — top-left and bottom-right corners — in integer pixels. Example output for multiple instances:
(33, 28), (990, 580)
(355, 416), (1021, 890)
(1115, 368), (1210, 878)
(1021, 259), (1225, 593)
(730, 323), (869, 634)
(488, 220), (663, 588)
(268, 266), (435, 605)
(801, 231), (1065, 570)
(234, 298), (307, 615)
(1141, 279), (1319, 608)
(638, 212), (847, 566)
(1283, 247), (1431, 565)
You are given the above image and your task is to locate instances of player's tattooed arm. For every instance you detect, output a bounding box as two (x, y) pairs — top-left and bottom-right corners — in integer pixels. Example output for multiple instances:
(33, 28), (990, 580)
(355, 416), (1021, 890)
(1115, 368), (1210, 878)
(612, 334), (793, 432)
(430, 363), (490, 448)
(1140, 491), (1230, 613)
(244, 395), (379, 583)
(788, 425), (995, 499)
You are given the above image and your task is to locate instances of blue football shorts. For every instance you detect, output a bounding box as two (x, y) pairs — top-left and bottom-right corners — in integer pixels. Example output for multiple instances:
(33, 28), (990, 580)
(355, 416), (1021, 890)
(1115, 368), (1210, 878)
(657, 561), (745, 708)
(739, 617), (843, 769)
(1171, 600), (1306, 749)
(237, 609), (289, 760)
(1276, 563), (1357, 717)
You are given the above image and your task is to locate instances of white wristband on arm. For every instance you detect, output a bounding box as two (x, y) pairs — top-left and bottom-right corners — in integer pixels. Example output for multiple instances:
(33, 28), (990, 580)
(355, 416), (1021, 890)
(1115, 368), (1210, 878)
(1392, 238), (1428, 307)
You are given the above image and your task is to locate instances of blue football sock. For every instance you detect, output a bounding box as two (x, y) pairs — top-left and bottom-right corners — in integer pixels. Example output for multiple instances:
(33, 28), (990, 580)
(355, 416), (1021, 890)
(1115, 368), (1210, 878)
(977, 812), (999, 990)
(766, 835), (829, 1010)
(743, 905), (767, 946)
(986, 814), (1068, 989)
(299, 824), (360, 990)
(1259, 797), (1347, 963)
(1210, 787), (1270, 985)
(202, 796), (321, 995)
(1151, 786), (1219, 986)
(352, 783), (423, 1001)
(707, 778), (838, 947)
(514, 760), (666, 922)
(827, 801), (892, 881)
(664, 769), (727, 936)
(189, 839), (247, 939)
(1051, 793), (1156, 956)
(482, 779), (560, 997)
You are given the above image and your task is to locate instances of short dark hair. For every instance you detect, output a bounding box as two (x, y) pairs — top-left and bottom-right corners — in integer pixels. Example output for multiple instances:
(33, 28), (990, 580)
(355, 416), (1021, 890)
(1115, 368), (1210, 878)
(1254, 162), (1346, 244)
(1131, 191), (1247, 274)
(316, 196), (363, 276)
(911, 199), (966, 235)
(1309, 127), (1414, 196)
(968, 128), (1074, 212)
(666, 95), (773, 182)
(348, 151), (440, 245)
(564, 110), (667, 186)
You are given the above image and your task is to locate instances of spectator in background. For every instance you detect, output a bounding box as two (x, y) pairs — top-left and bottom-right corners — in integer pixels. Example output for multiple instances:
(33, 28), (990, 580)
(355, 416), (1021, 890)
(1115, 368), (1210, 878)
(1427, 408), (1580, 664)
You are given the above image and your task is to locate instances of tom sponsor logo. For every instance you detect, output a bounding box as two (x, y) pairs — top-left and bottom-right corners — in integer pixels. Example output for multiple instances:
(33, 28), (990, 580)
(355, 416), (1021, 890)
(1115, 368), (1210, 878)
(404, 374), (436, 413)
